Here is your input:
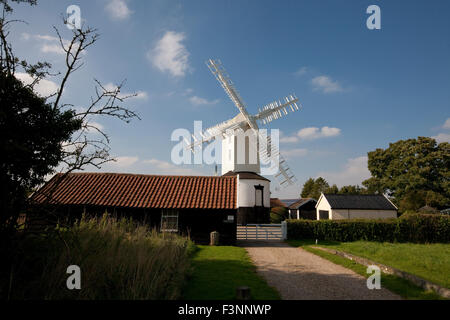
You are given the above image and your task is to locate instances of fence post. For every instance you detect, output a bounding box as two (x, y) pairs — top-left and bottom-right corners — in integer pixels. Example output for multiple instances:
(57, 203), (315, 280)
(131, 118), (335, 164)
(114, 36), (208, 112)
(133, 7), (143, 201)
(281, 221), (287, 240)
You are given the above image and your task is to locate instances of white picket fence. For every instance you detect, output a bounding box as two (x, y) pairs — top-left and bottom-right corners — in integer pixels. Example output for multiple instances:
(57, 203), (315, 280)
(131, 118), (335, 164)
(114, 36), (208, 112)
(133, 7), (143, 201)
(237, 222), (287, 240)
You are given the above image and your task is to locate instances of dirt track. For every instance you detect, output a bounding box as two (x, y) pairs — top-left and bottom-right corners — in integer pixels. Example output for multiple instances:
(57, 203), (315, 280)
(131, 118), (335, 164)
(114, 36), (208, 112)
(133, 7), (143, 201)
(239, 241), (401, 300)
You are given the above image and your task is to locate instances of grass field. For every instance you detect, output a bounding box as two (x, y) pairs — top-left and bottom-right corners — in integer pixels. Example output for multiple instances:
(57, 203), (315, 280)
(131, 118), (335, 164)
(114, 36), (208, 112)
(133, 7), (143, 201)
(287, 240), (448, 300)
(182, 245), (280, 300)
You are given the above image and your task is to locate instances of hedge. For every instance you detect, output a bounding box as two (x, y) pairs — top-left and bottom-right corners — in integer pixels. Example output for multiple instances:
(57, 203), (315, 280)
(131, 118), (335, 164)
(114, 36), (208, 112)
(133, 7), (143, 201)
(286, 213), (450, 243)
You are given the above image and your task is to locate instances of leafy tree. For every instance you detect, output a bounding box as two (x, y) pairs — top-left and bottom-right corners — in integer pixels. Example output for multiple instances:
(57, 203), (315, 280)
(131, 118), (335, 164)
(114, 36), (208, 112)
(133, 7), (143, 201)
(300, 178), (315, 198)
(300, 177), (330, 199)
(338, 185), (367, 195)
(0, 72), (81, 227)
(363, 137), (449, 211)
(326, 184), (339, 194)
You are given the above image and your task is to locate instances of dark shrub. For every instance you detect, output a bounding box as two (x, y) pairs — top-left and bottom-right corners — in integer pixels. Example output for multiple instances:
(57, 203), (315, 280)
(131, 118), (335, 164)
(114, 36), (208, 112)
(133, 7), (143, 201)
(287, 213), (449, 243)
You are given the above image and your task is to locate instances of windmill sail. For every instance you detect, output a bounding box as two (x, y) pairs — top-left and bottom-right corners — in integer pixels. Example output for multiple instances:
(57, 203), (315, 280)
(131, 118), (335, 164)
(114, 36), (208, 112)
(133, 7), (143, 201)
(206, 59), (258, 131)
(257, 132), (297, 186)
(185, 58), (301, 188)
(255, 95), (301, 125)
(184, 115), (247, 151)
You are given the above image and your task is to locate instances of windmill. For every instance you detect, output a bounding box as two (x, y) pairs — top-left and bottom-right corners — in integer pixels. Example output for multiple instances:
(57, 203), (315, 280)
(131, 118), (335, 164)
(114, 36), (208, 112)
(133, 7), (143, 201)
(185, 59), (301, 187)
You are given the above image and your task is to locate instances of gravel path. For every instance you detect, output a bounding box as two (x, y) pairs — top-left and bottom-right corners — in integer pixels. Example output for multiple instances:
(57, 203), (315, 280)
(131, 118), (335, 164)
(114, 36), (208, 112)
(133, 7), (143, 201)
(239, 240), (401, 300)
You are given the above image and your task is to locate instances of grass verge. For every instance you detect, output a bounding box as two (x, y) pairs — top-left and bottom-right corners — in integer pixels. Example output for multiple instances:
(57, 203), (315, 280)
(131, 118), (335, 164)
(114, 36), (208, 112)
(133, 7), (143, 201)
(287, 240), (445, 300)
(182, 245), (280, 300)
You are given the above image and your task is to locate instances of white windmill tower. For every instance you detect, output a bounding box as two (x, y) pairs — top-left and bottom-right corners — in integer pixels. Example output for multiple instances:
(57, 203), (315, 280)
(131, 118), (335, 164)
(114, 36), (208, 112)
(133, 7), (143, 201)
(185, 59), (302, 223)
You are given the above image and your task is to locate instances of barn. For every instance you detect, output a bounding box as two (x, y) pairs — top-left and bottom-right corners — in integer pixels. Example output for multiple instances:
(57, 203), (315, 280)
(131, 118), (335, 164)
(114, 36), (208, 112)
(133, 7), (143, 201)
(30, 172), (238, 245)
(287, 198), (317, 220)
(315, 193), (398, 220)
(30, 171), (272, 244)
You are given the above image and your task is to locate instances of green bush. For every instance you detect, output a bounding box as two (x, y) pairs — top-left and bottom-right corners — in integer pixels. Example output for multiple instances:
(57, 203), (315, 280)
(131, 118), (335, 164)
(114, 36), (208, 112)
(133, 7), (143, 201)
(287, 213), (450, 243)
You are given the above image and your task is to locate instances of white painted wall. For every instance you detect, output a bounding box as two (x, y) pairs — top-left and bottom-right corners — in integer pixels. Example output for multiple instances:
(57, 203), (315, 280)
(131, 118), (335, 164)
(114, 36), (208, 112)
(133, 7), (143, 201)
(332, 209), (397, 219)
(315, 194), (331, 220)
(236, 176), (270, 208)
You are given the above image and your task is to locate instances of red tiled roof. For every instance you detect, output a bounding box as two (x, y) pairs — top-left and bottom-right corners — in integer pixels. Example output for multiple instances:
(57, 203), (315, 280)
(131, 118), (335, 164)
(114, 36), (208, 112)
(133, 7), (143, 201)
(31, 173), (237, 210)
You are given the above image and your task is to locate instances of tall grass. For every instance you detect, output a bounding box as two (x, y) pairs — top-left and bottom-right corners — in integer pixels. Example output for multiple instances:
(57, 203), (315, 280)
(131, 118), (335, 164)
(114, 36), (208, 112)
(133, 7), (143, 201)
(5, 214), (195, 300)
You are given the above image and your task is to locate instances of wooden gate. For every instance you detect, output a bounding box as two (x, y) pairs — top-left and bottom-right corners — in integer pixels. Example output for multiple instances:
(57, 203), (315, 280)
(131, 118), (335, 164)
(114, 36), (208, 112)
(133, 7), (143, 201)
(237, 222), (286, 240)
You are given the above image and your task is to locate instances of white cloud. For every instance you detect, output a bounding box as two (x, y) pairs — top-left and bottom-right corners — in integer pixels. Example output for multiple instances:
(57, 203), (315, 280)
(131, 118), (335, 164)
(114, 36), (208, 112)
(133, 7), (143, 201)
(280, 135), (299, 143)
(183, 88), (194, 96)
(432, 133), (450, 143)
(105, 0), (132, 20)
(110, 156), (139, 168)
(280, 126), (341, 143)
(281, 148), (308, 159)
(294, 66), (308, 76)
(143, 158), (203, 176)
(35, 34), (60, 42)
(189, 95), (219, 106)
(22, 33), (81, 55)
(86, 121), (104, 132)
(442, 118), (450, 130)
(297, 127), (320, 139)
(41, 43), (65, 55)
(21, 32), (31, 40)
(15, 72), (59, 97)
(318, 156), (370, 187)
(431, 118), (450, 143)
(133, 91), (149, 100)
(148, 31), (190, 77)
(311, 75), (344, 93)
(320, 126), (341, 137)
(298, 126), (341, 139)
(298, 126), (341, 140)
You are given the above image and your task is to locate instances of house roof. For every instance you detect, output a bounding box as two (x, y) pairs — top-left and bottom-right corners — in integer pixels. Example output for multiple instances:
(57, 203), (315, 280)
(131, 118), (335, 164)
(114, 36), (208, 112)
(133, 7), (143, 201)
(280, 199), (300, 207)
(288, 198), (317, 210)
(321, 194), (397, 210)
(31, 172), (237, 210)
(222, 171), (270, 181)
(270, 198), (287, 208)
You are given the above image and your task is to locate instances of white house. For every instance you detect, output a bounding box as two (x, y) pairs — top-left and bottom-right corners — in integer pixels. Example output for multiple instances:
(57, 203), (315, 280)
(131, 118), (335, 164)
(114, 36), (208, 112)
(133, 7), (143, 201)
(315, 194), (398, 220)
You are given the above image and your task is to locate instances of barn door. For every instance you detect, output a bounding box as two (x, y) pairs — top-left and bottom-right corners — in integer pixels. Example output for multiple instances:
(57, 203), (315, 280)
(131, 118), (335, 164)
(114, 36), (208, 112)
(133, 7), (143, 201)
(319, 210), (329, 220)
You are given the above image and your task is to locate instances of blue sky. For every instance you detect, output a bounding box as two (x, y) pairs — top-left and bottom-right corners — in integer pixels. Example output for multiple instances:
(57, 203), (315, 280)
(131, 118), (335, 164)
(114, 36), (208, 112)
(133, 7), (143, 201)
(9, 0), (450, 198)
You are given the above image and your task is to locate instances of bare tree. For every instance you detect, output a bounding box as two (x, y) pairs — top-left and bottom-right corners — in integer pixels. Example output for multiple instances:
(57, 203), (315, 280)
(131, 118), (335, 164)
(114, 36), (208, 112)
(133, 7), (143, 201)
(0, 2), (141, 227)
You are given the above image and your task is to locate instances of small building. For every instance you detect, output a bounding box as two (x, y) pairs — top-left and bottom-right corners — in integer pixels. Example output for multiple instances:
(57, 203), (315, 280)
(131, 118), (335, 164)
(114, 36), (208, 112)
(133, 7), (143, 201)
(287, 198), (317, 220)
(30, 172), (238, 245)
(315, 193), (398, 220)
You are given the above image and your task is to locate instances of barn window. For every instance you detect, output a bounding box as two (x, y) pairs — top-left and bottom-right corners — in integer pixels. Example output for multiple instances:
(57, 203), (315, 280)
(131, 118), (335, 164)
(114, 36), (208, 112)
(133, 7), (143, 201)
(161, 209), (179, 232)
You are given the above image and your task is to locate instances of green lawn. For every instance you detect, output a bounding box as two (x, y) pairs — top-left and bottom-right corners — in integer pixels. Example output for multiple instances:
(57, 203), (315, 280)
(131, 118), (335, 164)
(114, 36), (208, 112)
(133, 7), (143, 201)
(287, 240), (448, 300)
(182, 245), (280, 300)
